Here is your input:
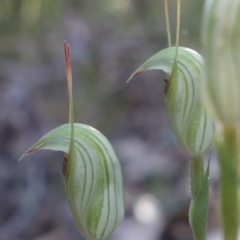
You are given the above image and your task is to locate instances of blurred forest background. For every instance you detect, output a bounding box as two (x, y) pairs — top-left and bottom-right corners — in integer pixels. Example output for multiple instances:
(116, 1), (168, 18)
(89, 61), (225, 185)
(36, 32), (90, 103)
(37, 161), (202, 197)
(0, 0), (220, 240)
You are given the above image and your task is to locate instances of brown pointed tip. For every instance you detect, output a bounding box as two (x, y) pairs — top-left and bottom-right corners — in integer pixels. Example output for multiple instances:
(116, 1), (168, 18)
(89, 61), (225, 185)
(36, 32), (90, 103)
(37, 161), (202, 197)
(127, 71), (143, 83)
(19, 152), (29, 161)
(18, 148), (39, 161)
(127, 74), (134, 83)
(18, 154), (25, 161)
(64, 41), (71, 74)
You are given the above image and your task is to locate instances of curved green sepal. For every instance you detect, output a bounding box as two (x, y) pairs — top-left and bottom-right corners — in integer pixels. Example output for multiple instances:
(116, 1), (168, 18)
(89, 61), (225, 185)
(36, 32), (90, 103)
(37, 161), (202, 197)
(128, 47), (214, 157)
(20, 123), (124, 240)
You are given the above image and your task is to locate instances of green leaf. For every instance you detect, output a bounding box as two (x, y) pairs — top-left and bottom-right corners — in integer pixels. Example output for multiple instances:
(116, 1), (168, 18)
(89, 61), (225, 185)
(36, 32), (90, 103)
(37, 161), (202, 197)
(128, 47), (214, 157)
(20, 123), (124, 240)
(189, 159), (210, 240)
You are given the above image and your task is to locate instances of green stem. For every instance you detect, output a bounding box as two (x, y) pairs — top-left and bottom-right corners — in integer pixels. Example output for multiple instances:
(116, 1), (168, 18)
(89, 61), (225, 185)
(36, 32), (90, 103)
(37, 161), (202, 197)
(217, 125), (239, 240)
(189, 157), (208, 240)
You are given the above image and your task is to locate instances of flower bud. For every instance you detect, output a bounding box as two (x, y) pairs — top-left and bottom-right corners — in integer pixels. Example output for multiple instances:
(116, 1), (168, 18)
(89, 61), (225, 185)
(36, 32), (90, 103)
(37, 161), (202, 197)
(129, 47), (214, 157)
(20, 123), (124, 240)
(202, 0), (240, 124)
(20, 42), (124, 240)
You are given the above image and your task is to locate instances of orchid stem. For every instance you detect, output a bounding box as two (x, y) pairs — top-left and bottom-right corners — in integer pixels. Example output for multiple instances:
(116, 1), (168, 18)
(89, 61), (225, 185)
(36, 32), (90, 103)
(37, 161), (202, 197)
(217, 125), (239, 240)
